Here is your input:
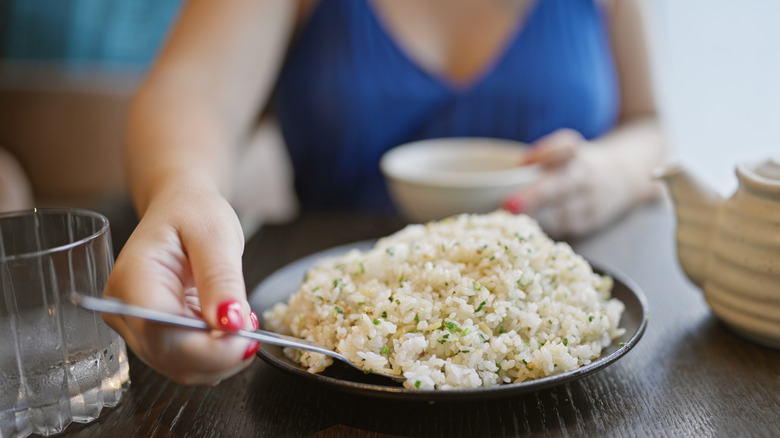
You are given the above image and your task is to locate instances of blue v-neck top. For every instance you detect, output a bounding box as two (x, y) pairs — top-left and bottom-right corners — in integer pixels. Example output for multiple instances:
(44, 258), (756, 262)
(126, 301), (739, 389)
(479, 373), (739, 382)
(274, 0), (619, 212)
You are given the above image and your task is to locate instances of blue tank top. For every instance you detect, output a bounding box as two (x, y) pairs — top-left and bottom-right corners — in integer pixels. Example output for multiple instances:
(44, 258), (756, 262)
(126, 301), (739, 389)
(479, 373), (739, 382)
(274, 0), (619, 212)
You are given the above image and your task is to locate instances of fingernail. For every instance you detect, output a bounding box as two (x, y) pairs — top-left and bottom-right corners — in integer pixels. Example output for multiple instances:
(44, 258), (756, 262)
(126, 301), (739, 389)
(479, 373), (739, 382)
(250, 311), (259, 330)
(217, 300), (244, 331)
(243, 341), (260, 360)
(502, 195), (525, 214)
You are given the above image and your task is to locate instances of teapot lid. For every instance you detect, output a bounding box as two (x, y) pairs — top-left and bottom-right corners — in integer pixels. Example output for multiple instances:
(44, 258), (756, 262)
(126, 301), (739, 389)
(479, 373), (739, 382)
(737, 157), (780, 197)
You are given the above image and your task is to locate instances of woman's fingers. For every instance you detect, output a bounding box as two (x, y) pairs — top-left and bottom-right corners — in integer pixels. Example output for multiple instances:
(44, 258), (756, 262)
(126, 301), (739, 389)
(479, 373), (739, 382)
(523, 129), (583, 169)
(513, 166), (583, 213)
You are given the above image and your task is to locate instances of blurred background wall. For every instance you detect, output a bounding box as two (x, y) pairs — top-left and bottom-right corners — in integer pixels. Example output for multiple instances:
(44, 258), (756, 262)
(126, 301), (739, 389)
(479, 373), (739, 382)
(0, 0), (180, 67)
(0, 0), (183, 247)
(649, 0), (780, 195)
(0, 0), (181, 205)
(0, 0), (777, 221)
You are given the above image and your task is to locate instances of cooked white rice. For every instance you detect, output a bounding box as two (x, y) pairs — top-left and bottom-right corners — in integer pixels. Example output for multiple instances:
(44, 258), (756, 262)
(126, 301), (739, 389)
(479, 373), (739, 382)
(263, 211), (625, 390)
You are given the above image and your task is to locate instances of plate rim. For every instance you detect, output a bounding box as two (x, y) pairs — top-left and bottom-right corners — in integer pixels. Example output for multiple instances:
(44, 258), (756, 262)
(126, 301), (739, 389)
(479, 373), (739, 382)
(249, 240), (649, 401)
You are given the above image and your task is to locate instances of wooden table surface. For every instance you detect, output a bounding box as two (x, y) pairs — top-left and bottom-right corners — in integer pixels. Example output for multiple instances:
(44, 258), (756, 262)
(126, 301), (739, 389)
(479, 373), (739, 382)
(59, 203), (780, 437)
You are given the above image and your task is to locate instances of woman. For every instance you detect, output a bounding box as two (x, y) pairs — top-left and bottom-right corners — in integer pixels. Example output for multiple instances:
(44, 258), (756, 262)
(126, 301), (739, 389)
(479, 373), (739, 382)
(105, 0), (664, 385)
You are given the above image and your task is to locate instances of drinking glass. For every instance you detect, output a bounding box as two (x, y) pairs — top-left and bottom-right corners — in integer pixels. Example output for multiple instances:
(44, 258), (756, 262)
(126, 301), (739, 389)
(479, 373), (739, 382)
(0, 208), (130, 438)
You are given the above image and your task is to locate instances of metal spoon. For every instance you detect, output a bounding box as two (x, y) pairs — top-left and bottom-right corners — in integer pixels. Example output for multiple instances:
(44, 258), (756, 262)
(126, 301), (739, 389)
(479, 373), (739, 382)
(69, 293), (406, 383)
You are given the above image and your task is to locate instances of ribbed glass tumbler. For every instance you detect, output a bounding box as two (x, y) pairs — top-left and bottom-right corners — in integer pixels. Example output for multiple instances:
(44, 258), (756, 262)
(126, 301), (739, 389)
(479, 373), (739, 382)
(1, 208), (130, 438)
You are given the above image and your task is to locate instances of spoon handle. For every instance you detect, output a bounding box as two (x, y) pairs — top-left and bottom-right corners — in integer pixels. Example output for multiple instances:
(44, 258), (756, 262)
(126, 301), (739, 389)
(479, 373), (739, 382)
(69, 293), (338, 358)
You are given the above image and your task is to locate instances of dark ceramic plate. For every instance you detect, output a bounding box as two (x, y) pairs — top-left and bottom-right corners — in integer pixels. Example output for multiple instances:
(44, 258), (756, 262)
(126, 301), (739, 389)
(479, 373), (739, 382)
(248, 241), (648, 401)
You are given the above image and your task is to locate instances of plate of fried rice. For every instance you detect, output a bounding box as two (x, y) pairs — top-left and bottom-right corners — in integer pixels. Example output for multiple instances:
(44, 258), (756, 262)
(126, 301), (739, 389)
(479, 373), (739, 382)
(250, 212), (648, 400)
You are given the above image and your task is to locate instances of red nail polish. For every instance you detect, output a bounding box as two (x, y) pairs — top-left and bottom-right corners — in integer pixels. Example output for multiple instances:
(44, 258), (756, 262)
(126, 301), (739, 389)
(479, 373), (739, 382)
(250, 311), (259, 330)
(216, 300), (244, 331)
(243, 341), (260, 360)
(502, 196), (524, 214)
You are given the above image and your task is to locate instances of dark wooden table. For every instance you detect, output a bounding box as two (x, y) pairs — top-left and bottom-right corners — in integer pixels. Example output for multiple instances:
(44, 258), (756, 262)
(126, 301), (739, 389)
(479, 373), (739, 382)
(59, 203), (780, 437)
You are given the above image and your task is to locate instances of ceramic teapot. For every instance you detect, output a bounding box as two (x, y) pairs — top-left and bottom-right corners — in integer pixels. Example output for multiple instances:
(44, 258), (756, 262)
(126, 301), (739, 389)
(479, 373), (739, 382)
(655, 158), (780, 349)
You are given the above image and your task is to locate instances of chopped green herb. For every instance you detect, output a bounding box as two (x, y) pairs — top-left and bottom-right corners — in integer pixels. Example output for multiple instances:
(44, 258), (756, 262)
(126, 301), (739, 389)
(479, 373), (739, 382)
(358, 261), (365, 274)
(496, 363), (502, 374)
(619, 342), (626, 347)
(395, 299), (401, 305)
(489, 255), (496, 261)
(388, 296), (393, 302)
(333, 279), (341, 288)
(462, 328), (471, 336)
(415, 380), (421, 388)
(475, 301), (487, 312)
(381, 346), (390, 355)
(437, 339), (446, 344)
(478, 334), (487, 342)
(334, 306), (344, 314)
(498, 326), (506, 334)
(399, 273), (405, 284)
(472, 281), (482, 291)
(414, 313), (419, 322)
(444, 321), (461, 333)
(548, 319), (553, 324)
(382, 311), (387, 318)
(358, 301), (365, 306)
(589, 315), (594, 322)
(363, 369), (372, 375)
(315, 295), (323, 301)
(312, 286), (320, 292)
(386, 248), (395, 256)
(372, 319), (381, 325)
(563, 337), (569, 346)
(443, 334), (449, 339)
(517, 278), (534, 288)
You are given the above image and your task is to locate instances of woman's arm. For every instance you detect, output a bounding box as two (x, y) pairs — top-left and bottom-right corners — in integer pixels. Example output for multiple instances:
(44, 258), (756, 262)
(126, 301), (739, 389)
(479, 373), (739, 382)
(596, 0), (665, 202)
(127, 0), (298, 213)
(507, 0), (666, 237)
(104, 0), (299, 385)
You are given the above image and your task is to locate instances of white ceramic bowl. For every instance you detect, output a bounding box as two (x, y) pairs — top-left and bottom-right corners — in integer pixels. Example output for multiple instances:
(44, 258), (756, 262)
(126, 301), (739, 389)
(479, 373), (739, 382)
(380, 137), (541, 223)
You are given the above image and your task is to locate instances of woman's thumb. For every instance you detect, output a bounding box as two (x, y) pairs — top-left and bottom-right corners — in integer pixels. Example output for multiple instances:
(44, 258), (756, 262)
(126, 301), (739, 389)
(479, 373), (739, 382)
(185, 223), (249, 332)
(525, 129), (582, 169)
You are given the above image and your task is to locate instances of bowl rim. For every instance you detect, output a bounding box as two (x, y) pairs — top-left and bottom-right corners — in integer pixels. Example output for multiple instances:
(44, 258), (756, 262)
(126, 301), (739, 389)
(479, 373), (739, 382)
(380, 137), (541, 188)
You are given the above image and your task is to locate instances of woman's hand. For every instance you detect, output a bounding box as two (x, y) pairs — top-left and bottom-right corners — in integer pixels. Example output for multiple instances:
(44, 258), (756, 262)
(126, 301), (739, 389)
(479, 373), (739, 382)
(103, 185), (258, 386)
(503, 128), (635, 238)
